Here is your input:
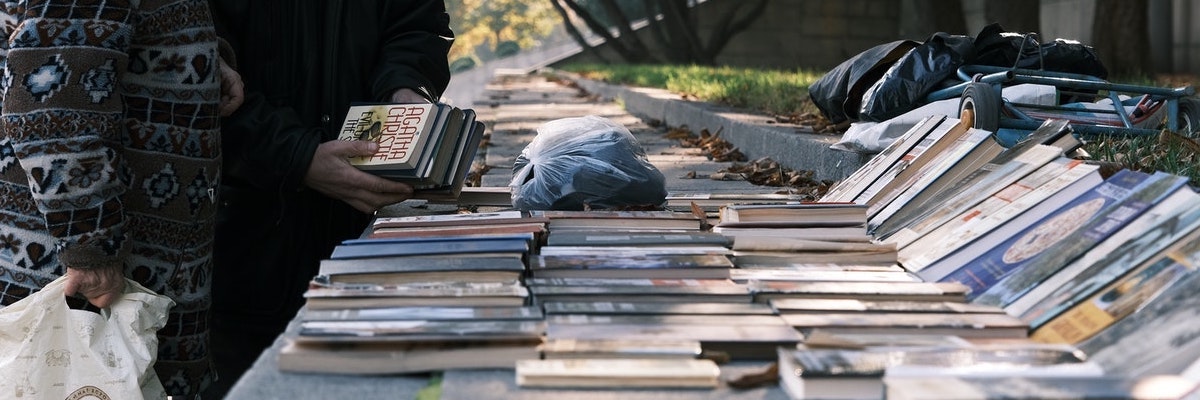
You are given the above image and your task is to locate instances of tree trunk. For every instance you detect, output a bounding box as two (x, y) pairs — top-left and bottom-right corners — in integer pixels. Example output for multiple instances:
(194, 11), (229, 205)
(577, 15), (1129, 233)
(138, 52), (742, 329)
(983, 0), (1040, 34)
(900, 0), (969, 39)
(550, 0), (610, 63)
(1092, 0), (1153, 78)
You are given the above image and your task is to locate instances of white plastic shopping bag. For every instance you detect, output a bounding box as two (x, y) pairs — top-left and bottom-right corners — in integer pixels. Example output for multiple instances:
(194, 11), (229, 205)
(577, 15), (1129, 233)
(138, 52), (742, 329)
(0, 276), (174, 399)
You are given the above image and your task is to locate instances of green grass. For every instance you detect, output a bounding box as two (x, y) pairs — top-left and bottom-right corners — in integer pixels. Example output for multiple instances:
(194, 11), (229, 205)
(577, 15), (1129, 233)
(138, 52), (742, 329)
(558, 63), (1199, 183)
(559, 63), (824, 117)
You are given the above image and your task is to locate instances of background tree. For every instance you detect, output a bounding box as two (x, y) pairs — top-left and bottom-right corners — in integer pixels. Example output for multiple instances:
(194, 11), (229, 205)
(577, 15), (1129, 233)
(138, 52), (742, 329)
(1092, 0), (1153, 78)
(551, 0), (768, 65)
(983, 0), (1040, 34)
(899, 0), (968, 39)
(446, 0), (558, 63)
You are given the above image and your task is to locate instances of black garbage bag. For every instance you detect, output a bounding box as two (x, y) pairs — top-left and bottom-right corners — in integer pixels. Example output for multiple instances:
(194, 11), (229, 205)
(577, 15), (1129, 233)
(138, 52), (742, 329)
(858, 32), (976, 122)
(509, 115), (667, 211)
(809, 39), (920, 124)
(973, 22), (1108, 79)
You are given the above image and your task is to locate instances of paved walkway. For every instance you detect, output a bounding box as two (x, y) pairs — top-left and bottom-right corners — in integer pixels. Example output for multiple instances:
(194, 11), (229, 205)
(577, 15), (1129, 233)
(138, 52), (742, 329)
(471, 70), (787, 202)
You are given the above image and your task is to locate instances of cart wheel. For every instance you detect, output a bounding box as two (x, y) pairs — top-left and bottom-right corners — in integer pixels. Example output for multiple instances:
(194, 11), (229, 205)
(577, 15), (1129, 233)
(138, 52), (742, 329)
(960, 82), (1000, 133)
(1179, 98), (1200, 139)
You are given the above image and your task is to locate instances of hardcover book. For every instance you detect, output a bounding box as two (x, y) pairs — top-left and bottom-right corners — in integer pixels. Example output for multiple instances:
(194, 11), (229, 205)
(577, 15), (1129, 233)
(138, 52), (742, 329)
(897, 158), (1100, 274)
(883, 374), (1199, 400)
(545, 320), (802, 361)
(515, 358), (721, 388)
(527, 254), (734, 280)
(337, 102), (446, 171)
(769, 298), (1006, 315)
(1009, 187), (1200, 322)
(748, 280), (970, 303)
(715, 202), (868, 228)
(540, 301), (776, 316)
(537, 338), (703, 360)
(909, 164), (1104, 281)
(530, 210), (703, 231)
(296, 319), (545, 343)
(821, 115), (949, 202)
(543, 230), (732, 247)
(1032, 223), (1200, 347)
(779, 312), (1029, 339)
(936, 168), (1158, 296)
(278, 338), (541, 375)
(302, 280), (530, 310)
(777, 345), (1095, 400)
(301, 306), (544, 322)
(329, 234), (531, 259)
(316, 256), (525, 285)
(971, 172), (1187, 306)
(371, 210), (540, 229)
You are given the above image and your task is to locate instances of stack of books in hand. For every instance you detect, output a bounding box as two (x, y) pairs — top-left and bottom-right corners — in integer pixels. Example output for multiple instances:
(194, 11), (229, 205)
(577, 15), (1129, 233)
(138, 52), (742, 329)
(337, 102), (485, 201)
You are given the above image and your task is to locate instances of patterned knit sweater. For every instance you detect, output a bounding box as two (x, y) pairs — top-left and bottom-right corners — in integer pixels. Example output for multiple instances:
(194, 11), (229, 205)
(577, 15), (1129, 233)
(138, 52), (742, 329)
(0, 0), (221, 396)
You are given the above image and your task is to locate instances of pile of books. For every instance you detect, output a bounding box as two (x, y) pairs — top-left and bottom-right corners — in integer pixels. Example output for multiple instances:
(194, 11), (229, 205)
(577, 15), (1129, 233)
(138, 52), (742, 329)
(278, 213), (549, 374)
(336, 102), (485, 201)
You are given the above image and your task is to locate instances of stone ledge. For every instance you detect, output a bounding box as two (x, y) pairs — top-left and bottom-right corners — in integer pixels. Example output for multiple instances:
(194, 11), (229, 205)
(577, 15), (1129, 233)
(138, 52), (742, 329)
(561, 72), (868, 182)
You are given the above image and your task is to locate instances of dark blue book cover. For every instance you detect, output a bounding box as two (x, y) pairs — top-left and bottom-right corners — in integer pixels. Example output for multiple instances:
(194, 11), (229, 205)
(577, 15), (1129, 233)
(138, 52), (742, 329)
(939, 169), (1158, 299)
(331, 234), (532, 259)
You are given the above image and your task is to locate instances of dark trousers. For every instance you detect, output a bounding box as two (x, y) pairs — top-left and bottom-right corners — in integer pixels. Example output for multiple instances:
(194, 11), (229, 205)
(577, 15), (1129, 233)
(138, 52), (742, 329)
(201, 312), (290, 400)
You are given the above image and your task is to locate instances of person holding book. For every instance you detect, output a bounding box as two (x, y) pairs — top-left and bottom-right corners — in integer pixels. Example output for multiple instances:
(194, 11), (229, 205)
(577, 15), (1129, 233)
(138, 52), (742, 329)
(0, 1), (237, 397)
(203, 1), (453, 397)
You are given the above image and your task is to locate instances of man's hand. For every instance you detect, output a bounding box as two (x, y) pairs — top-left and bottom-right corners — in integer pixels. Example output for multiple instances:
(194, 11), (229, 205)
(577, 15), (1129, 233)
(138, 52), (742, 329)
(64, 266), (125, 309)
(391, 88), (431, 104)
(305, 140), (415, 213)
(218, 57), (244, 116)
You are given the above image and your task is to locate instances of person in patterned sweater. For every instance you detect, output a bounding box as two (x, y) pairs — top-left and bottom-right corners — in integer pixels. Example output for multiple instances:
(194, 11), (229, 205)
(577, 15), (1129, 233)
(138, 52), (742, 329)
(0, 0), (241, 397)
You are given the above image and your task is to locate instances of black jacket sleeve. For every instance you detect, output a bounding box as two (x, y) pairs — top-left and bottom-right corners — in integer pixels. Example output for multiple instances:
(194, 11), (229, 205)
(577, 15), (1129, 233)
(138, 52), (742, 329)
(372, 1), (454, 101)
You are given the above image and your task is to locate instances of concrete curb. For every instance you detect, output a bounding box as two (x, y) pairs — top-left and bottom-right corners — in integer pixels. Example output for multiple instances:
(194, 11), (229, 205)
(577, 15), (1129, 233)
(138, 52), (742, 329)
(559, 72), (869, 182)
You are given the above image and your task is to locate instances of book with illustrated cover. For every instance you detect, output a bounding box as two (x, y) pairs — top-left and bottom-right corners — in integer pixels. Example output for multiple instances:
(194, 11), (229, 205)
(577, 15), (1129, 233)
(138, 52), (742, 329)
(883, 375), (1199, 400)
(898, 158), (1100, 275)
(337, 102), (446, 172)
(515, 358), (721, 388)
(528, 254), (733, 280)
(1009, 187), (1200, 322)
(937, 168), (1158, 296)
(1032, 224), (1200, 347)
(972, 172), (1188, 306)
(1073, 263), (1200, 377)
(337, 102), (485, 200)
(909, 164), (1104, 281)
(777, 345), (1097, 400)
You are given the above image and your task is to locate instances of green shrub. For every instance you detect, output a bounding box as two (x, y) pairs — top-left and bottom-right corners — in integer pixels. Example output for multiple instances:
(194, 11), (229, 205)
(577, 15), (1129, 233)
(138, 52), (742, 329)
(495, 41), (520, 58)
(450, 56), (478, 73)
